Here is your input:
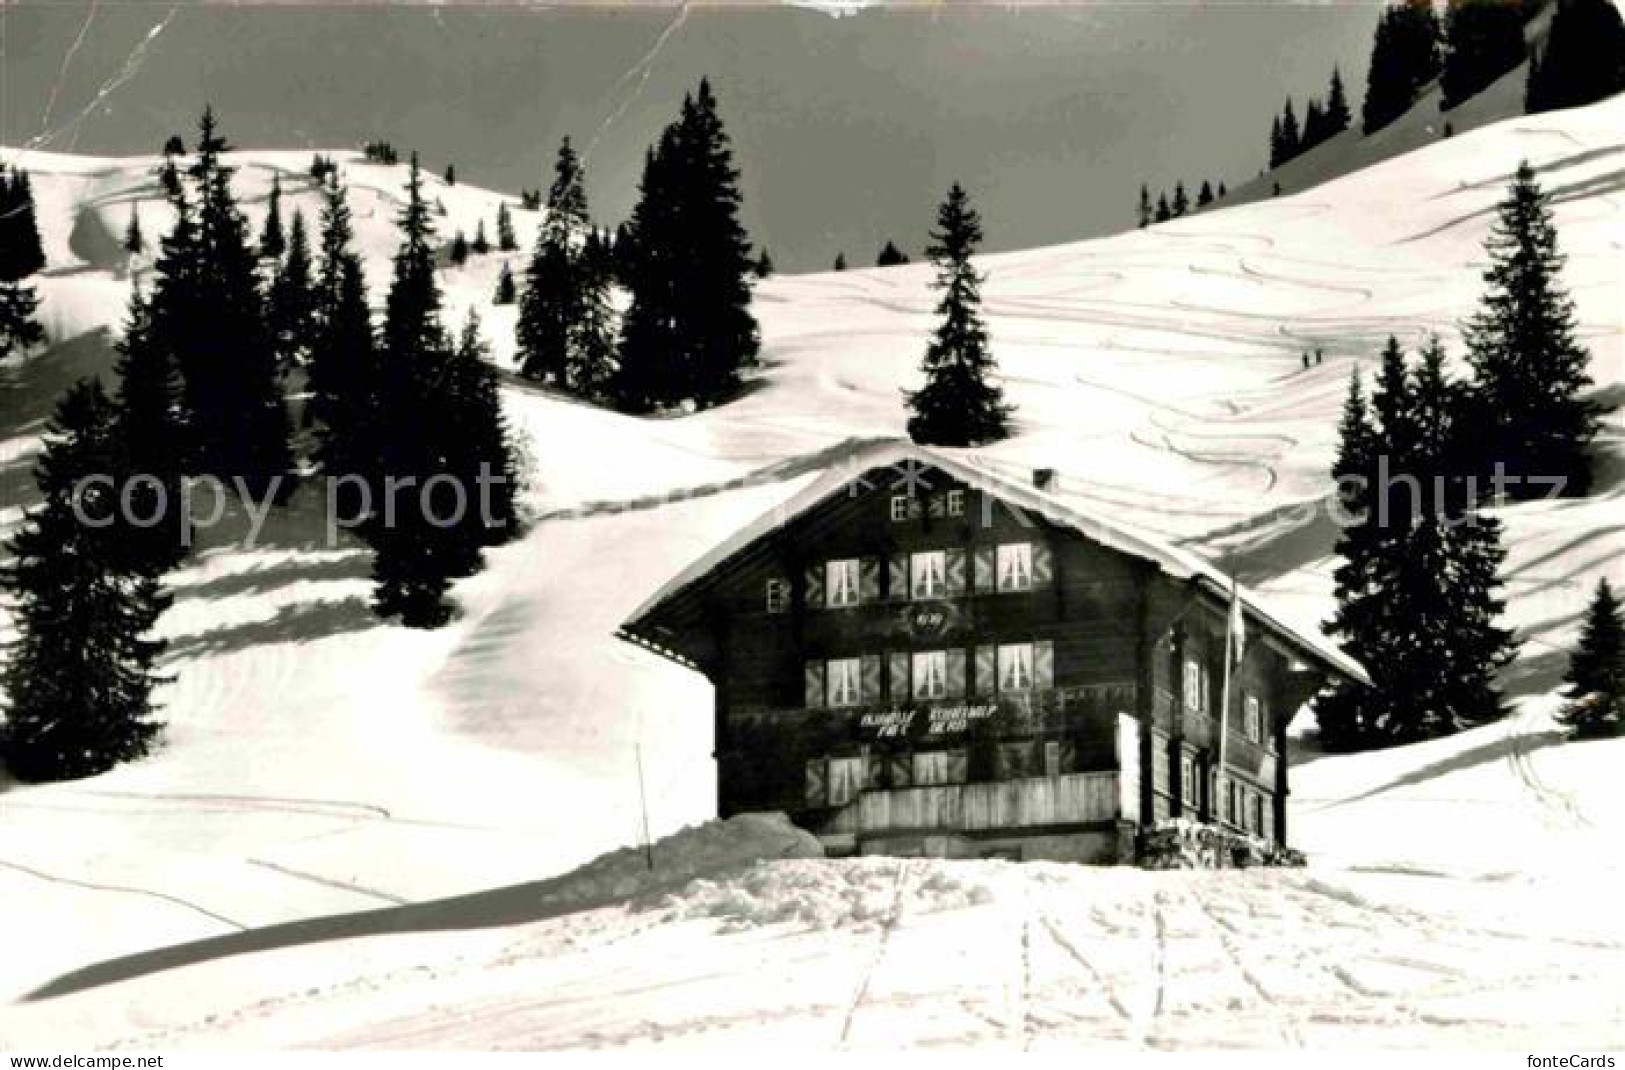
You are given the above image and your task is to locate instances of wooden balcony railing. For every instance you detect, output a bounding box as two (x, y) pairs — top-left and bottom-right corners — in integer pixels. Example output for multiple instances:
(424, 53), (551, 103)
(852, 771), (1119, 835)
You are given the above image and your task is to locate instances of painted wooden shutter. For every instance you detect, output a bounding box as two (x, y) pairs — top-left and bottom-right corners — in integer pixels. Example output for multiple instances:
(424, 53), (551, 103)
(888, 651), (910, 701)
(946, 749), (969, 784)
(1032, 542), (1054, 586)
(805, 759), (828, 807)
(804, 562), (824, 609)
(805, 660), (826, 708)
(859, 654), (882, 705)
(973, 545), (994, 592)
(974, 644), (997, 696)
(945, 547), (967, 595)
(888, 553), (908, 601)
(888, 754), (913, 789)
(1034, 640), (1055, 689)
(859, 557), (881, 603)
(946, 649), (967, 697)
(864, 754), (882, 791)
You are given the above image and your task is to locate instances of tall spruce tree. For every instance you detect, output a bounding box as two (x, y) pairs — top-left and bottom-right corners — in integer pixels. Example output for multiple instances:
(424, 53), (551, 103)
(0, 380), (171, 782)
(904, 183), (1010, 447)
(1363, 0), (1445, 134)
(1462, 161), (1598, 498)
(1558, 579), (1625, 737)
(517, 137), (589, 386)
(306, 173), (377, 485)
(1137, 184), (1153, 229)
(1172, 182), (1190, 217)
(616, 79), (759, 411)
(368, 156), (512, 626)
(110, 289), (190, 573)
(1317, 338), (1518, 750)
(1324, 66), (1352, 135)
(877, 240), (910, 267)
(1197, 180), (1215, 207)
(0, 168), (46, 281)
(260, 173), (286, 260)
(1526, 0), (1625, 113)
(156, 107), (294, 496)
(268, 209), (319, 370)
(566, 233), (619, 399)
(1155, 192), (1171, 223)
(1441, 0), (1531, 110)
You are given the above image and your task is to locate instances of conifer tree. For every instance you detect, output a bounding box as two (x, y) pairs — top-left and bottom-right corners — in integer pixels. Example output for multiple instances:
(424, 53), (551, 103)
(449, 231), (469, 266)
(0, 280), (44, 359)
(1526, 0), (1625, 113)
(305, 174), (377, 485)
(1462, 162), (1598, 498)
(1303, 99), (1328, 151)
(1155, 192), (1171, 223)
(566, 236), (619, 399)
(472, 219), (491, 255)
(0, 380), (171, 782)
(1558, 578), (1625, 737)
(493, 262), (516, 305)
(517, 137), (589, 387)
(1137, 184), (1153, 228)
(1278, 99), (1301, 163)
(268, 210), (318, 369)
(1197, 180), (1214, 207)
(1317, 338), (1518, 749)
(1218, 181), (1228, 199)
(110, 288), (190, 573)
(833, 252), (847, 271)
(496, 202), (518, 251)
(904, 183), (1010, 447)
(0, 168), (46, 280)
(754, 248), (774, 278)
(1363, 0), (1445, 134)
(877, 240), (910, 266)
(1172, 182), (1190, 217)
(616, 79), (759, 411)
(1325, 66), (1352, 135)
(155, 107), (294, 497)
(443, 312), (519, 559)
(444, 163), (457, 186)
(123, 206), (146, 260)
(260, 173), (286, 261)
(1441, 0), (1530, 110)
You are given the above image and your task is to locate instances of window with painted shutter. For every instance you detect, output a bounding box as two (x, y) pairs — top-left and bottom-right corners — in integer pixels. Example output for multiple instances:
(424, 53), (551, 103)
(998, 643), (1034, 691)
(946, 749), (969, 783)
(859, 557), (881, 603)
(804, 563), (823, 609)
(1034, 640), (1055, 689)
(828, 658), (862, 707)
(945, 547), (967, 594)
(888, 554), (908, 601)
(910, 551), (946, 600)
(765, 578), (790, 614)
(914, 751), (949, 785)
(946, 648), (967, 697)
(827, 559), (860, 607)
(912, 651), (947, 700)
(828, 757), (864, 806)
(996, 543), (1033, 591)
(805, 759), (828, 807)
(887, 651), (910, 701)
(859, 654), (882, 705)
(974, 644), (997, 696)
(1032, 542), (1053, 586)
(888, 754), (913, 789)
(805, 661), (826, 708)
(973, 546), (994, 593)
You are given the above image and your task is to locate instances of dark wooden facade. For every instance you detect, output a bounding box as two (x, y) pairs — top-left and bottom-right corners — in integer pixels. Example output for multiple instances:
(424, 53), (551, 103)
(621, 453), (1351, 863)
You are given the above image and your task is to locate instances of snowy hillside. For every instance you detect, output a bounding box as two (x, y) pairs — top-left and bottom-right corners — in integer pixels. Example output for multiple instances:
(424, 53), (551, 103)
(2, 90), (1623, 1047)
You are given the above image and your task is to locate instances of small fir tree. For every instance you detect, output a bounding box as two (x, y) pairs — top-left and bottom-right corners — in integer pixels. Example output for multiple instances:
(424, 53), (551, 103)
(1557, 579), (1625, 738)
(260, 173), (286, 260)
(904, 183), (1011, 447)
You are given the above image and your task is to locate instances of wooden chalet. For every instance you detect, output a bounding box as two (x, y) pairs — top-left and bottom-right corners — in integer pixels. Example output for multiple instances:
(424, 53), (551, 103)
(618, 441), (1367, 863)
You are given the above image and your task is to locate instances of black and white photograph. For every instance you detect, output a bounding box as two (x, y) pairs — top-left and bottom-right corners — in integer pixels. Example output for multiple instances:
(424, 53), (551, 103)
(0, 0), (1622, 1053)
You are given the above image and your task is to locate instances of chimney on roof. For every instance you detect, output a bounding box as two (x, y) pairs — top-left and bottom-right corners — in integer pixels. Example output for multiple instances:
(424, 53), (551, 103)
(1032, 467), (1057, 492)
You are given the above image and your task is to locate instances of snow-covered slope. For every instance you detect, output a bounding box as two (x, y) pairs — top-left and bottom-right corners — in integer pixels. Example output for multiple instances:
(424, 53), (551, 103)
(1, 91), (1622, 1047)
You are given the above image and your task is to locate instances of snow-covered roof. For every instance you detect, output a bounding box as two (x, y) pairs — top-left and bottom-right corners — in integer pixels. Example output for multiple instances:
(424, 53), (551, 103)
(620, 439), (1368, 685)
